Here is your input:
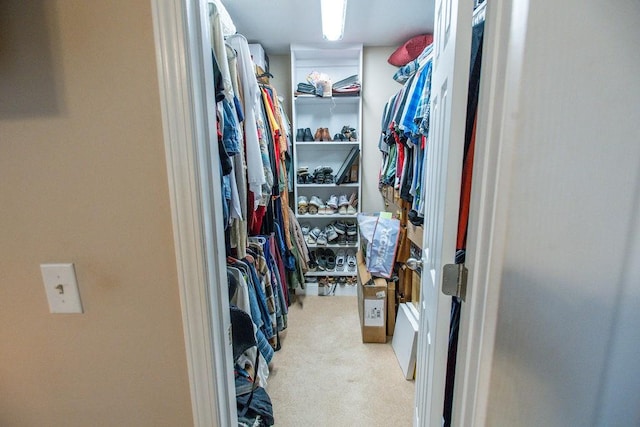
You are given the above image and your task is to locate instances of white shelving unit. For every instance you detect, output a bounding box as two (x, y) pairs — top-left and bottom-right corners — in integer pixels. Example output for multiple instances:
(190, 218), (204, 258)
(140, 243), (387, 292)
(290, 44), (363, 291)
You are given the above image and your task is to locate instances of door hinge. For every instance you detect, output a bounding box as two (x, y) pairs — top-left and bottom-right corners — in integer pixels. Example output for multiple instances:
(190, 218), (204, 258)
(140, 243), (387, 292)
(442, 263), (467, 301)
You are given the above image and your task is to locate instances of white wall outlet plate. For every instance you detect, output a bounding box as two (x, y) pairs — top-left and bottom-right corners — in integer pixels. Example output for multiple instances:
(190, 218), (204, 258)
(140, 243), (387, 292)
(40, 263), (84, 314)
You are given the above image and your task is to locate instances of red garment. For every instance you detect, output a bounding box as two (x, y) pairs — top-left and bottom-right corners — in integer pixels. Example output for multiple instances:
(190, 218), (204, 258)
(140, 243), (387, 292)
(251, 205), (267, 236)
(456, 113), (477, 250)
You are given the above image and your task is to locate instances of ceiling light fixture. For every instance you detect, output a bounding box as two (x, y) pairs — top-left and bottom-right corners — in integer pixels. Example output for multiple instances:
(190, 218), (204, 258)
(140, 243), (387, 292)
(321, 0), (347, 41)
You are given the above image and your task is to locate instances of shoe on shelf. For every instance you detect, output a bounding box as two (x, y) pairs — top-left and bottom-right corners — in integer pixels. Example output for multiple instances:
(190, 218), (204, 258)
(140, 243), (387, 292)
(338, 194), (349, 214)
(326, 253), (336, 271)
(324, 173), (335, 184)
(334, 220), (347, 235)
(301, 223), (310, 236)
(316, 230), (328, 246)
(316, 249), (327, 270)
(308, 196), (323, 214)
(346, 253), (357, 272)
(326, 194), (339, 210)
(335, 249), (346, 271)
(308, 227), (322, 244)
(325, 224), (339, 241)
(321, 128), (332, 141)
(333, 133), (345, 141)
(303, 127), (314, 141)
(297, 196), (308, 214)
(347, 192), (358, 214)
(296, 128), (305, 141)
(341, 125), (356, 141)
(346, 222), (357, 236)
(314, 128), (323, 141)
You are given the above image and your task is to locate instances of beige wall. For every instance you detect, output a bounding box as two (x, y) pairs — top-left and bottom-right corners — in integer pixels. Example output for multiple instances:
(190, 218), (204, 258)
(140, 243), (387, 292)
(362, 46), (400, 213)
(0, 2), (193, 426)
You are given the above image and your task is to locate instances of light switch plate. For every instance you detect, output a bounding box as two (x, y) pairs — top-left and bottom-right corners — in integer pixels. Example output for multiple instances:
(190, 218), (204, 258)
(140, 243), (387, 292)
(40, 263), (84, 314)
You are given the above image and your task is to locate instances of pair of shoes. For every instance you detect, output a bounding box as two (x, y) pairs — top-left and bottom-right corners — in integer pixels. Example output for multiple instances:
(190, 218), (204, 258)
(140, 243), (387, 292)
(297, 166), (312, 184)
(298, 174), (313, 184)
(296, 128), (314, 141)
(314, 128), (332, 141)
(336, 193), (357, 215)
(315, 248), (336, 271)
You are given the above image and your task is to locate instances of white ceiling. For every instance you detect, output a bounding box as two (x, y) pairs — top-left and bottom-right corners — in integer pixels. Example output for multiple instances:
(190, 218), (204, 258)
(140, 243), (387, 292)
(222, 0), (435, 54)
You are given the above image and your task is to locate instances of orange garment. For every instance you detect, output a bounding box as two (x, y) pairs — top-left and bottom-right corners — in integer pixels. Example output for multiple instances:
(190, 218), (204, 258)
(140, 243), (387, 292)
(456, 112), (477, 250)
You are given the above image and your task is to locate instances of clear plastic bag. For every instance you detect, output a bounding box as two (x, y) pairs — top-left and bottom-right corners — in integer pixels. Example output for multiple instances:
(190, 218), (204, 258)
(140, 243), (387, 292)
(357, 213), (400, 278)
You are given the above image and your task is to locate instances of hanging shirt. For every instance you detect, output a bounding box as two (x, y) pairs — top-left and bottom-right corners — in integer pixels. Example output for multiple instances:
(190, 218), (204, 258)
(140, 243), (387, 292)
(227, 34), (267, 207)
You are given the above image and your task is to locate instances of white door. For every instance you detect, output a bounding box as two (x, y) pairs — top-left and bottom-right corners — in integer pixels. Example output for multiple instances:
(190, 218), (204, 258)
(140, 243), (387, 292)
(414, 0), (473, 425)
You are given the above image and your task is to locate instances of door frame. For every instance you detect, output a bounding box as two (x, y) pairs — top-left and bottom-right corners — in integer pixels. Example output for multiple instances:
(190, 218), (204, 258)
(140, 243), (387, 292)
(151, 1), (236, 425)
(150, 0), (525, 426)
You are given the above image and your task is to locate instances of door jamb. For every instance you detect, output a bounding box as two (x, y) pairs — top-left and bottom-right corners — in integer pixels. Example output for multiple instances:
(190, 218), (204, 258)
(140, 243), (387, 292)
(151, 1), (236, 425)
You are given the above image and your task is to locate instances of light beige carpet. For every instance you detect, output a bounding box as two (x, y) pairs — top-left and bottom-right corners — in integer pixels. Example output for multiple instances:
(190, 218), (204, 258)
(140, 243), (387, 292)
(267, 295), (415, 426)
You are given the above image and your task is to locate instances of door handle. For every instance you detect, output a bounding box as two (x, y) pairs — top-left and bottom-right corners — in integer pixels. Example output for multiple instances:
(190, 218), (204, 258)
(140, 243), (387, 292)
(406, 257), (423, 271)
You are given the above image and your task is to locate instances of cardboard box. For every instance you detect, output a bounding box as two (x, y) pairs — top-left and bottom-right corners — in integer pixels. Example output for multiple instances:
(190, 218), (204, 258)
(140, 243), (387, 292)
(387, 279), (396, 337)
(357, 251), (388, 343)
(407, 222), (424, 249)
(411, 270), (421, 309)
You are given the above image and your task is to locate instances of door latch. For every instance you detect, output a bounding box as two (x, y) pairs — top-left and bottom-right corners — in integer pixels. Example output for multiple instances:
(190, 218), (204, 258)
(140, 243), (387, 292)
(442, 263), (467, 301)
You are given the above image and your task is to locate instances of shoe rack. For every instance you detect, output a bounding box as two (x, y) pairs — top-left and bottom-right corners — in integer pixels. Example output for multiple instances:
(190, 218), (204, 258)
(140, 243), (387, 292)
(290, 44), (363, 284)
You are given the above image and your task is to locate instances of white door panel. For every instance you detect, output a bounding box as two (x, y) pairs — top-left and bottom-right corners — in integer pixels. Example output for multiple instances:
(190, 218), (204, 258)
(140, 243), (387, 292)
(414, 0), (473, 425)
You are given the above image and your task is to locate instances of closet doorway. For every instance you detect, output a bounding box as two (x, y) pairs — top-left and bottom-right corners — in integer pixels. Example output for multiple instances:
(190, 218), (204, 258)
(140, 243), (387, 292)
(151, 0), (519, 425)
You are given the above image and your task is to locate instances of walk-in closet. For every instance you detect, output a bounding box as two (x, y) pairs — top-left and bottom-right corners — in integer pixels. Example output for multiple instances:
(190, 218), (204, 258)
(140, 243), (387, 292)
(200, 0), (488, 425)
